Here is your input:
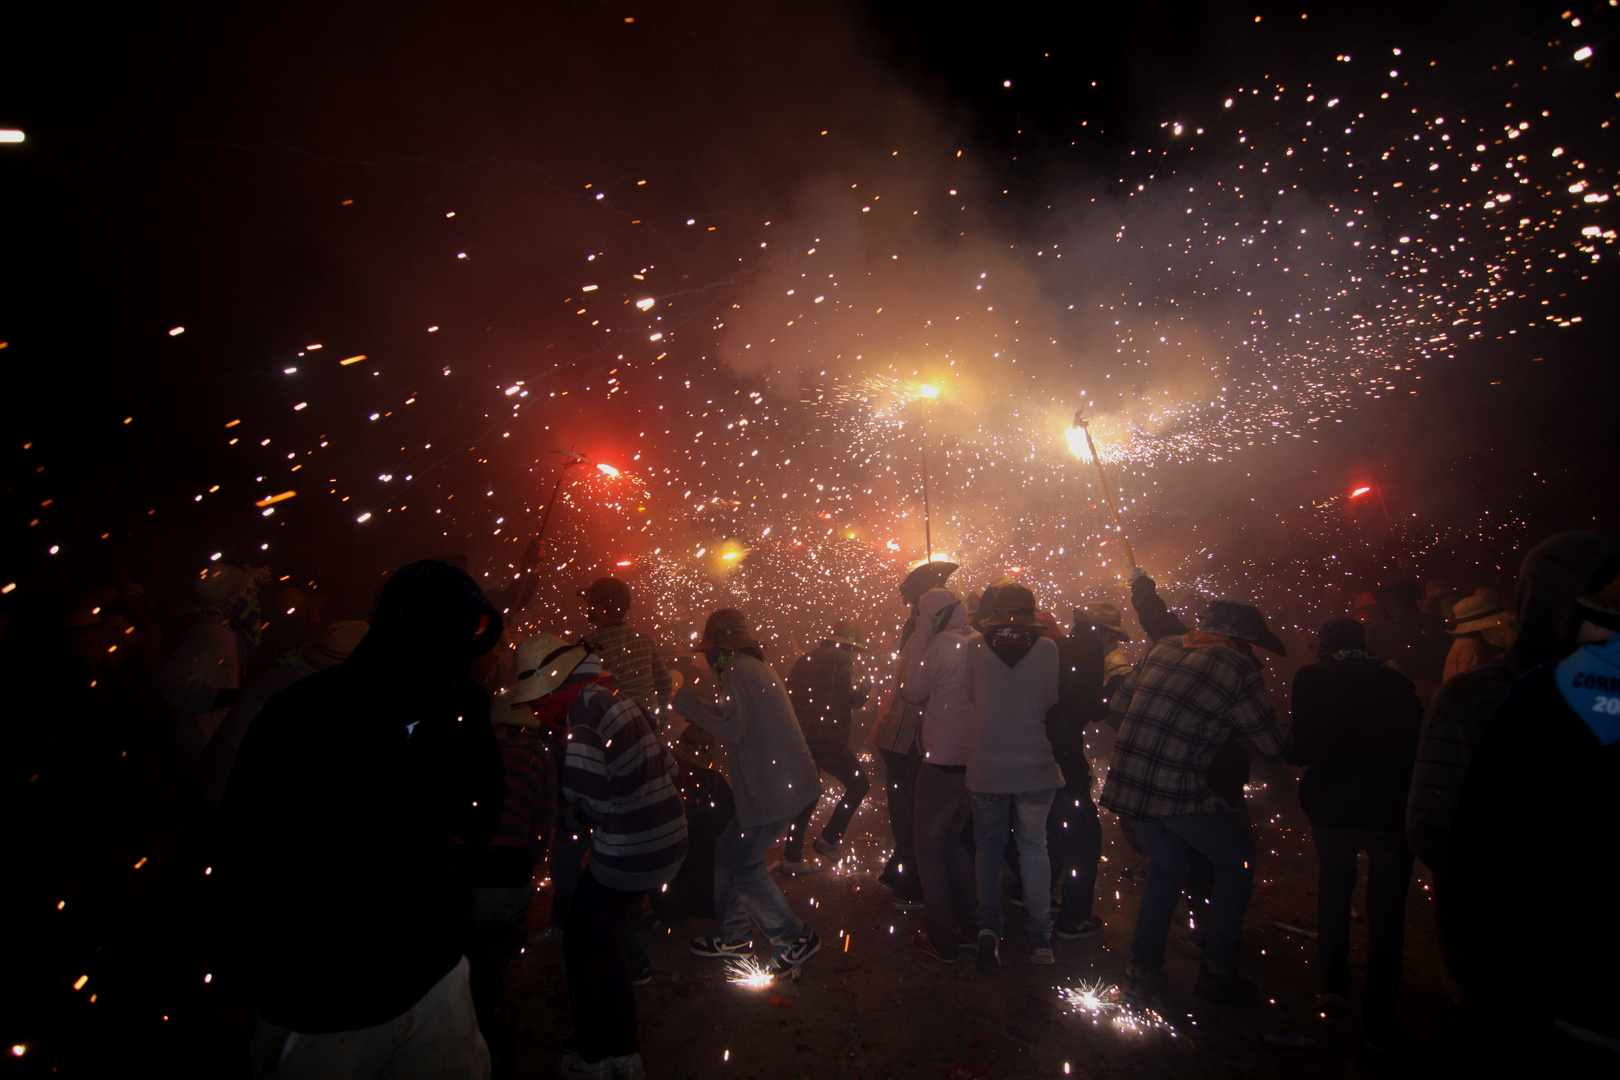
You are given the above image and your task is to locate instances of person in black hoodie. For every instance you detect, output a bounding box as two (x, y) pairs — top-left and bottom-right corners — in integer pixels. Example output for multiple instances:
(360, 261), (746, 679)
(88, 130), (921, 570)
(224, 559), (505, 1079)
(1289, 616), (1423, 1047)
(1449, 559), (1620, 1065)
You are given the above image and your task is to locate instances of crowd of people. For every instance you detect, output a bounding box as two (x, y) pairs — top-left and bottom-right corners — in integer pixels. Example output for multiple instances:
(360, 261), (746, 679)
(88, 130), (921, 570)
(7, 530), (1617, 1077)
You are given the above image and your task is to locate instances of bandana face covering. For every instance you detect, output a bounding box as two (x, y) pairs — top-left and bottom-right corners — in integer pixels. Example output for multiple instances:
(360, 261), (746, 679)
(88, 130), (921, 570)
(1555, 635), (1620, 746)
(228, 592), (266, 656)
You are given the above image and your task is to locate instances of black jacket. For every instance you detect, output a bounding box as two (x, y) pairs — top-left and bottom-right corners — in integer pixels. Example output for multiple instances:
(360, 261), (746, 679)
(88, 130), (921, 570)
(1288, 656), (1422, 832)
(222, 560), (505, 1033)
(1451, 665), (1620, 1041)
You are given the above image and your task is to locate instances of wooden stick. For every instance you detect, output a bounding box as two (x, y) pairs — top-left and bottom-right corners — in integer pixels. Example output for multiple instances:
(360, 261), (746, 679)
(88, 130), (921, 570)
(1076, 418), (1136, 566)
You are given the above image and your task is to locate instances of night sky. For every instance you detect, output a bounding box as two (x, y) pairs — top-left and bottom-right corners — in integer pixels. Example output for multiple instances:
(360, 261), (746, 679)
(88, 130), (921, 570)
(4, 0), (1617, 652)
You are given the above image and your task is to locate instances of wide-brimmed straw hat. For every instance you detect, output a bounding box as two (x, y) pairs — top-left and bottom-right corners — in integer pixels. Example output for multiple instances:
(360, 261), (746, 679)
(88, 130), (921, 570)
(1448, 591), (1513, 635)
(1077, 602), (1131, 641)
(828, 620), (867, 650)
(700, 609), (760, 650)
(500, 633), (590, 704)
(983, 583), (1039, 627)
(1199, 598), (1287, 655)
(299, 620), (369, 670)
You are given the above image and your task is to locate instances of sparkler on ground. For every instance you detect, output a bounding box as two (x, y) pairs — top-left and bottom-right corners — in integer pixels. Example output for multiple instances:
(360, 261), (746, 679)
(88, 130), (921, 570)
(725, 955), (775, 987)
(1060, 979), (1177, 1037)
(1069, 413), (1135, 566)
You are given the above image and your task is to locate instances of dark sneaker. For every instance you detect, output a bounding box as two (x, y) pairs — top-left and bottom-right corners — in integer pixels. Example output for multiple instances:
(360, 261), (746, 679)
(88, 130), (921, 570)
(608, 1052), (646, 1080)
(1123, 963), (1168, 999)
(630, 963), (653, 987)
(1195, 964), (1257, 1004)
(689, 933), (754, 958)
(975, 930), (1001, 975)
(1031, 946), (1055, 965)
(1170, 929), (1206, 959)
(764, 928), (821, 975)
(1313, 992), (1348, 1018)
(555, 1050), (610, 1079)
(1055, 915), (1103, 939)
(812, 837), (842, 859)
(911, 930), (959, 963)
(779, 858), (821, 877)
(890, 897), (924, 913)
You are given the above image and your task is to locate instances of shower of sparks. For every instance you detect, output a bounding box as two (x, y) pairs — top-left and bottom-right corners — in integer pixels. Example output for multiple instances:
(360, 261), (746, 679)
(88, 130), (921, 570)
(725, 955), (776, 988)
(1060, 980), (1178, 1037)
(18, 7), (1611, 664)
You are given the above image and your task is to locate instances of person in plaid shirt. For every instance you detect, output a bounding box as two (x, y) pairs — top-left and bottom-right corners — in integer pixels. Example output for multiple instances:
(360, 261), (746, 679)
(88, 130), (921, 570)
(1100, 595), (1292, 1004)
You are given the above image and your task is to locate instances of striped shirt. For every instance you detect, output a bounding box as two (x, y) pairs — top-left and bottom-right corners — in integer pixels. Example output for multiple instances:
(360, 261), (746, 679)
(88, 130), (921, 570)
(560, 681), (689, 891)
(492, 723), (561, 870)
(1100, 632), (1291, 820)
(590, 622), (674, 718)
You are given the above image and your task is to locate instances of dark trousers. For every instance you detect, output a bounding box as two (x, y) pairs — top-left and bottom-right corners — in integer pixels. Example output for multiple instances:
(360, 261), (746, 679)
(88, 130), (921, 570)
(784, 747), (871, 859)
(564, 872), (646, 1060)
(1049, 786), (1102, 922)
(551, 833), (650, 972)
(878, 748), (923, 899)
(1312, 823), (1414, 1024)
(462, 885), (532, 1071)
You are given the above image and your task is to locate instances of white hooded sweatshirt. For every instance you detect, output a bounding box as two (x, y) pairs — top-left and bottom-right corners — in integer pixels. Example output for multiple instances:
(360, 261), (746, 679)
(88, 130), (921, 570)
(900, 588), (980, 767)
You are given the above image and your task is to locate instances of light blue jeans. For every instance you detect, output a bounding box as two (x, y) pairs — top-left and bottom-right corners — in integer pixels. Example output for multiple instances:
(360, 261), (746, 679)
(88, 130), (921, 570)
(969, 789), (1056, 948)
(714, 813), (808, 946)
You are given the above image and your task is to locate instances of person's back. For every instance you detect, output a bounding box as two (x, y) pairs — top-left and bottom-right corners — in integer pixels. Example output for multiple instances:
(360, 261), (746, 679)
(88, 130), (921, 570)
(787, 641), (858, 756)
(579, 577), (672, 721)
(223, 560), (504, 1038)
(966, 630), (1062, 794)
(561, 681), (688, 890)
(1102, 633), (1287, 821)
(714, 652), (819, 826)
(592, 621), (669, 718)
(1290, 654), (1423, 832)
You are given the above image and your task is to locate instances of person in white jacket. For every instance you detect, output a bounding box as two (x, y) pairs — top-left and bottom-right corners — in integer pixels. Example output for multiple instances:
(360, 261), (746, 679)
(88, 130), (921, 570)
(964, 583), (1063, 973)
(900, 588), (981, 962)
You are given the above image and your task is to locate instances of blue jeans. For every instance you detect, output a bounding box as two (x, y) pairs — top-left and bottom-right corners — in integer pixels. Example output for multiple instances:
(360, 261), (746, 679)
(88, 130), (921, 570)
(714, 813), (807, 946)
(969, 790), (1056, 947)
(1128, 808), (1255, 974)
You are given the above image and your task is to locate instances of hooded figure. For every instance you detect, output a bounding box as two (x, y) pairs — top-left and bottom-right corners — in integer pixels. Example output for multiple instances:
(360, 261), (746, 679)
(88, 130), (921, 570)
(902, 588), (977, 767)
(963, 583), (1064, 971)
(224, 560), (505, 1070)
(1446, 553), (1620, 1055)
(1407, 531), (1620, 878)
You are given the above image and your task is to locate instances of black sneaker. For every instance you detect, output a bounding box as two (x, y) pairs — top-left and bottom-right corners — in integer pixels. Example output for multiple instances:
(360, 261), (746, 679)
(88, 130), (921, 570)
(1123, 963), (1169, 999)
(630, 964), (652, 987)
(1055, 915), (1103, 939)
(689, 933), (754, 958)
(1195, 964), (1257, 1004)
(890, 897), (924, 913)
(764, 928), (821, 975)
(975, 930), (1001, 975)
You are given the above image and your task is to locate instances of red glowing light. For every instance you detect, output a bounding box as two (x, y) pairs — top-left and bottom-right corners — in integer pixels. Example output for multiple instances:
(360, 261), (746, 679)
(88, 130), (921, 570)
(1350, 486), (1373, 498)
(596, 463), (621, 477)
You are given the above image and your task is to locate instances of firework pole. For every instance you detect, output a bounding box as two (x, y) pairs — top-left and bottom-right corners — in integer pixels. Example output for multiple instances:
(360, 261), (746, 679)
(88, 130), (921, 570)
(921, 435), (932, 564)
(534, 449), (587, 561)
(1073, 412), (1135, 566)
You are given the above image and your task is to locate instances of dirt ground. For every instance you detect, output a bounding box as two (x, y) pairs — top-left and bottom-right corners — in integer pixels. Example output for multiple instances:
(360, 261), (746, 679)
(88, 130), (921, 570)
(507, 737), (1465, 1080)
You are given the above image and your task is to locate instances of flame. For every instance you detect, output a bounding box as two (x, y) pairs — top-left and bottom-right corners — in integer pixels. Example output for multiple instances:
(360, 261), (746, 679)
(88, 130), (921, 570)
(596, 463), (621, 477)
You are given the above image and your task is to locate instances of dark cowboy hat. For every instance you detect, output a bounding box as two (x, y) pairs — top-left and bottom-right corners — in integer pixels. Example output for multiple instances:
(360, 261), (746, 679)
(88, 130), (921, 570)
(900, 561), (958, 605)
(1198, 598), (1288, 656)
